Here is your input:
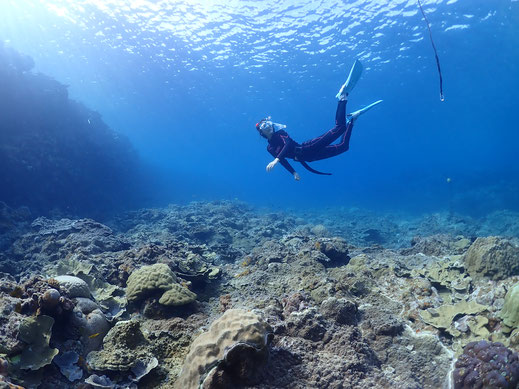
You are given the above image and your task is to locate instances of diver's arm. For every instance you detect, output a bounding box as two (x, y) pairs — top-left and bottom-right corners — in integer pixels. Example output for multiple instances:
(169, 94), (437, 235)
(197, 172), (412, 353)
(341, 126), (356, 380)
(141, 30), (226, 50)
(266, 138), (298, 179)
(276, 140), (300, 180)
(267, 158), (299, 180)
(277, 158), (298, 178)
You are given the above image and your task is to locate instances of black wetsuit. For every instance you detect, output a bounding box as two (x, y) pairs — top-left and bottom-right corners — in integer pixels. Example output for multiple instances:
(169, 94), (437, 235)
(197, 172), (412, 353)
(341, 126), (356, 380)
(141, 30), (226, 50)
(266, 100), (352, 175)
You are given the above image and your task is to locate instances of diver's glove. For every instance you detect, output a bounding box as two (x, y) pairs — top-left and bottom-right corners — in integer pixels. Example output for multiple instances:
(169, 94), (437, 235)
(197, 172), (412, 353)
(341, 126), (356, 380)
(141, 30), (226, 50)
(266, 158), (279, 172)
(293, 172), (300, 181)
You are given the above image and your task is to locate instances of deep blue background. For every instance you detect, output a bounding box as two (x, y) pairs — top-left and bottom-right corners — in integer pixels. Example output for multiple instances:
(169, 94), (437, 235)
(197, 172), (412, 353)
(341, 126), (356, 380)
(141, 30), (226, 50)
(1, 0), (518, 216)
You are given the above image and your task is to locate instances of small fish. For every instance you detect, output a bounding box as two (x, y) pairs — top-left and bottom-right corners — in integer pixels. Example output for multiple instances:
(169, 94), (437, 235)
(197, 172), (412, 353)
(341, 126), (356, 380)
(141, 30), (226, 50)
(88, 332), (101, 339)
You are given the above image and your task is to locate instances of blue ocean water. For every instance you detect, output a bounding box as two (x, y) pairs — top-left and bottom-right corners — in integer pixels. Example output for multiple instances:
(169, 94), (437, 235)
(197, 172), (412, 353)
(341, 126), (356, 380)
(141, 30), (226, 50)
(1, 0), (518, 217)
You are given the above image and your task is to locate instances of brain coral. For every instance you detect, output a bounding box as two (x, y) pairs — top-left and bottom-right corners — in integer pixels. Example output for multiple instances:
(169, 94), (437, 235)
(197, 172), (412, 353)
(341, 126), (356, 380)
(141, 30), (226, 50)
(174, 309), (273, 389)
(54, 275), (90, 298)
(452, 340), (519, 389)
(126, 263), (177, 303)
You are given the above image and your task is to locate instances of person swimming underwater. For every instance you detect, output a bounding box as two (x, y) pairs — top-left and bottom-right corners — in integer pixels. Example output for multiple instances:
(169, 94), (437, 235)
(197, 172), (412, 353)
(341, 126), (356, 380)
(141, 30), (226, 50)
(256, 59), (382, 181)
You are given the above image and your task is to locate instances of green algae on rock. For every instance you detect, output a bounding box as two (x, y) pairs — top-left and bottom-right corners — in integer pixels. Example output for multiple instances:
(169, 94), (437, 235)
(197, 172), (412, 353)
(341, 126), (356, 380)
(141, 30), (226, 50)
(413, 257), (472, 294)
(175, 252), (221, 282)
(500, 282), (519, 330)
(53, 257), (94, 280)
(419, 300), (488, 337)
(86, 320), (152, 371)
(16, 315), (59, 370)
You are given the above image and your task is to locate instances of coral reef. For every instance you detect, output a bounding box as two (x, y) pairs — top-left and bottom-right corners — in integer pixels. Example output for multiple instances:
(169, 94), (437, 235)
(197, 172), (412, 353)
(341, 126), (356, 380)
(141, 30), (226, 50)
(4, 217), (129, 280)
(0, 200), (519, 388)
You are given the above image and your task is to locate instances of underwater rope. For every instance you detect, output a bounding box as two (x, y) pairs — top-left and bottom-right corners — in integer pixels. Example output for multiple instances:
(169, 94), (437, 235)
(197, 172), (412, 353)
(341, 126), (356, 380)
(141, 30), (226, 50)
(417, 0), (445, 101)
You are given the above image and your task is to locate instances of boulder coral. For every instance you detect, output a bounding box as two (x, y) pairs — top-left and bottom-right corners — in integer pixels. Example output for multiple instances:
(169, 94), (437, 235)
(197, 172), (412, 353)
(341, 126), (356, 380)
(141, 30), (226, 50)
(125, 263), (177, 303)
(464, 237), (519, 280)
(126, 263), (197, 310)
(54, 275), (91, 299)
(174, 309), (273, 389)
(86, 320), (152, 372)
(158, 283), (197, 306)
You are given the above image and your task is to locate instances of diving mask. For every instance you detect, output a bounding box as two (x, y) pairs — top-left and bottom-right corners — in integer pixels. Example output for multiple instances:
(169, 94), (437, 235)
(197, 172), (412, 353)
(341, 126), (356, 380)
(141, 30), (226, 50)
(256, 116), (287, 133)
(260, 120), (273, 131)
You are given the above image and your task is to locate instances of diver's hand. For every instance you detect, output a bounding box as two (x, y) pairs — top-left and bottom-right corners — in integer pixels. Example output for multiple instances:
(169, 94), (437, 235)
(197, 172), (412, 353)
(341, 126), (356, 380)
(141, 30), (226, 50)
(293, 172), (300, 181)
(266, 158), (279, 172)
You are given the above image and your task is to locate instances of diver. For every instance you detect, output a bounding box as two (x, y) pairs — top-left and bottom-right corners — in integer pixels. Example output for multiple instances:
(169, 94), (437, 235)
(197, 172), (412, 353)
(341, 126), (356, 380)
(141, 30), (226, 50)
(256, 59), (382, 180)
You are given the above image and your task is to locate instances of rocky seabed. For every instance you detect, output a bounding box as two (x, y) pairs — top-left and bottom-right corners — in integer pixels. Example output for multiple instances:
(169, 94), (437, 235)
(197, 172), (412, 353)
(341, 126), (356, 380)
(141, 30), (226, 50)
(1, 200), (519, 389)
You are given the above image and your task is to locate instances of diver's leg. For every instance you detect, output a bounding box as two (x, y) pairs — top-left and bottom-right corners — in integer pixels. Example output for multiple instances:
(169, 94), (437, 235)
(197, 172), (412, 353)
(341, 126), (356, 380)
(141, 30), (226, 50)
(306, 119), (354, 161)
(335, 97), (347, 126)
(301, 100), (348, 153)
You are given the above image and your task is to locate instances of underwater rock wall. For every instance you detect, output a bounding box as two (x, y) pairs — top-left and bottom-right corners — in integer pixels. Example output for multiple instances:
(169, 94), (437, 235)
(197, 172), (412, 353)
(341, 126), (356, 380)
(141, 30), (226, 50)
(0, 43), (143, 218)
